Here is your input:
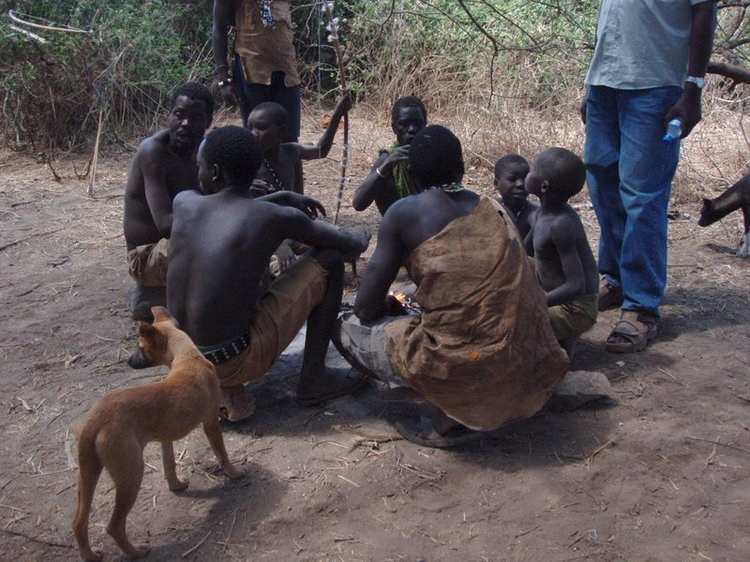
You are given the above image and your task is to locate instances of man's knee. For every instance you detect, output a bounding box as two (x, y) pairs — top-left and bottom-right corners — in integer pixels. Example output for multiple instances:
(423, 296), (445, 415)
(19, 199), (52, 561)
(307, 247), (344, 273)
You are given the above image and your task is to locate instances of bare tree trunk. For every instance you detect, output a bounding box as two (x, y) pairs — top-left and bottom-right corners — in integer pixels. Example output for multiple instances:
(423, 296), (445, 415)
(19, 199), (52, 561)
(708, 61), (750, 85)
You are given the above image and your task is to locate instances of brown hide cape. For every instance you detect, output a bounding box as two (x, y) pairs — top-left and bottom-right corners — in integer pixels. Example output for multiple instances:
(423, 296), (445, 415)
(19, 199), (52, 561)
(384, 197), (569, 430)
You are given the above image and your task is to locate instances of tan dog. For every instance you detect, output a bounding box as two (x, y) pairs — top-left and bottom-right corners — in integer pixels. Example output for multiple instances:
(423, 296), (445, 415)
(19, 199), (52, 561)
(72, 306), (247, 561)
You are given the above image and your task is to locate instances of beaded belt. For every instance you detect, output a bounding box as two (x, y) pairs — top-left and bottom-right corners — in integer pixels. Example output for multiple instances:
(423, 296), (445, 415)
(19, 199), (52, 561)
(200, 331), (251, 365)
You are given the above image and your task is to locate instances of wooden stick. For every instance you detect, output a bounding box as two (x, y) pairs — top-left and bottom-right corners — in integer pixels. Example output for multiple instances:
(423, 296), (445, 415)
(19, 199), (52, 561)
(88, 104), (104, 197)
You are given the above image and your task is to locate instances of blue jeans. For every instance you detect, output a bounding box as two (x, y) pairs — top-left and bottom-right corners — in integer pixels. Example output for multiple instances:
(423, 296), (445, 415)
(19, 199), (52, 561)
(233, 56), (301, 142)
(584, 85), (682, 317)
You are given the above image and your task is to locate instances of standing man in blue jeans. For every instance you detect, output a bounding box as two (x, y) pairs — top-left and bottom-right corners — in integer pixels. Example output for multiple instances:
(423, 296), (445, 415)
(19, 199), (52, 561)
(581, 0), (717, 353)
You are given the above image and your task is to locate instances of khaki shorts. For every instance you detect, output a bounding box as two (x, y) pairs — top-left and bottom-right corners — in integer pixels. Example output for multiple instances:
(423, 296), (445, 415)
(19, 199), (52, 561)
(335, 312), (410, 388)
(548, 293), (598, 341)
(127, 239), (169, 287)
(214, 256), (327, 387)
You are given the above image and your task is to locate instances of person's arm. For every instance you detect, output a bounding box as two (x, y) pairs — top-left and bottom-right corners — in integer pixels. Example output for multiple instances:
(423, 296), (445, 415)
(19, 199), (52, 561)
(280, 206), (370, 259)
(213, 0), (238, 106)
(664, 1), (717, 138)
(545, 220), (587, 307)
(140, 145), (177, 238)
(353, 208), (405, 321)
(258, 191), (326, 219)
(298, 94), (353, 161)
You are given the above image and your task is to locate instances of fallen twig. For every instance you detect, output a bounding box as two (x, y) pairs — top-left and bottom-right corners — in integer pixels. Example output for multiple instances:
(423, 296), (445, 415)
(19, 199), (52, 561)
(181, 531), (211, 558)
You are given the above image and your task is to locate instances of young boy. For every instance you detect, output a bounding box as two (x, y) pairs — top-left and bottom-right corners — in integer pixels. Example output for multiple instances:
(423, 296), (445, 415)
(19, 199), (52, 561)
(525, 147), (599, 357)
(246, 94), (352, 195)
(494, 154), (538, 240)
(247, 94), (352, 272)
(352, 96), (427, 215)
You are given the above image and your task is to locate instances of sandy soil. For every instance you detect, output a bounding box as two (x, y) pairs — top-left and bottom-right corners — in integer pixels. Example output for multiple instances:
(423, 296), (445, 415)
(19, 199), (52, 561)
(1, 114), (749, 562)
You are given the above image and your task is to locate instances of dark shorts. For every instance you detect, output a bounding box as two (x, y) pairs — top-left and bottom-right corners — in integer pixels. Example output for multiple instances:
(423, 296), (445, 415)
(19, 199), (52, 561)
(233, 56), (301, 142)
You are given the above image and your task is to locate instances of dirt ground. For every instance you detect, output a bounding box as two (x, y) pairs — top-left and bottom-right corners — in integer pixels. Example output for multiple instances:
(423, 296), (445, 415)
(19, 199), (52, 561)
(1, 113), (749, 562)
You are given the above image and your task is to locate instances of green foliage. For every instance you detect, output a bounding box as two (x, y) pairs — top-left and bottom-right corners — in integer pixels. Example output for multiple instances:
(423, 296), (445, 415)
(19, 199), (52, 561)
(1, 0), (213, 151)
(2, 0), (748, 152)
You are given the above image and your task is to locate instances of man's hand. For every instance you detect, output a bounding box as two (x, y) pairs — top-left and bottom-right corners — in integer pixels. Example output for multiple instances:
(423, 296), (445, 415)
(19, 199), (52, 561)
(579, 96), (587, 125)
(219, 82), (239, 107)
(664, 86), (702, 138)
(264, 191), (326, 218)
(378, 145), (410, 179)
(274, 241), (296, 272)
(342, 230), (371, 261)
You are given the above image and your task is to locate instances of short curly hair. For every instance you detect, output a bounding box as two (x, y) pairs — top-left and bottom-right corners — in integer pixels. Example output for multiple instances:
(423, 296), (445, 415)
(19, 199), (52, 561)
(408, 125), (464, 187)
(391, 96), (427, 125)
(170, 82), (214, 123)
(534, 147), (586, 200)
(201, 126), (262, 185)
(249, 102), (288, 127)
(494, 154), (529, 179)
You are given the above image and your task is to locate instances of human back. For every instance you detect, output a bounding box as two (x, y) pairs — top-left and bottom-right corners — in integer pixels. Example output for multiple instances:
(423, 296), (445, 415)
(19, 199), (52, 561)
(168, 192), (296, 346)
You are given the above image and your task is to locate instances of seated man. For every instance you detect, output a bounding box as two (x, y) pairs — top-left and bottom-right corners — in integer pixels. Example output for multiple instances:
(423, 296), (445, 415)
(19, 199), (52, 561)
(123, 82), (213, 320)
(524, 148), (599, 358)
(167, 126), (370, 422)
(334, 125), (569, 448)
(352, 96), (427, 215)
(493, 153), (538, 240)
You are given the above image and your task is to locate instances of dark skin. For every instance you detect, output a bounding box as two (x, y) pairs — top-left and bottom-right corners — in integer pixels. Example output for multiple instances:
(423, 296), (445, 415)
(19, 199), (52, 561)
(213, 0), (240, 107)
(247, 94), (352, 270)
(580, 1), (717, 138)
(168, 141), (370, 394)
(352, 106), (426, 215)
(494, 160), (538, 240)
(123, 96), (211, 250)
(247, 95), (353, 195)
(524, 157), (598, 308)
(353, 176), (479, 438)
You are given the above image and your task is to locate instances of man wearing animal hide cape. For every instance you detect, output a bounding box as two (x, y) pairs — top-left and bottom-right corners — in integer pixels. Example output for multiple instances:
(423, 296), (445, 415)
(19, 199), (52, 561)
(334, 125), (569, 448)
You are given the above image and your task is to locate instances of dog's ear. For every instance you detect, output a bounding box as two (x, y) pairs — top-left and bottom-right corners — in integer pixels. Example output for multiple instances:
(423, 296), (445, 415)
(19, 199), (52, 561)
(138, 322), (158, 339)
(150, 306), (171, 323)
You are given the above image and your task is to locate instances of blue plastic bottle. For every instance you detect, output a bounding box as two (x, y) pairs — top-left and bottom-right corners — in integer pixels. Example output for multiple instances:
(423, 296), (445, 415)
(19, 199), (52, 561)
(662, 118), (682, 143)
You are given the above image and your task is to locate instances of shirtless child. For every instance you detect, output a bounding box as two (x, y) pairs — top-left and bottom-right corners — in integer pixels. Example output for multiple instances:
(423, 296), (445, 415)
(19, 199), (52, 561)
(352, 96), (427, 215)
(247, 95), (352, 195)
(494, 154), (538, 240)
(524, 147), (599, 357)
(167, 126), (370, 422)
(123, 82), (213, 319)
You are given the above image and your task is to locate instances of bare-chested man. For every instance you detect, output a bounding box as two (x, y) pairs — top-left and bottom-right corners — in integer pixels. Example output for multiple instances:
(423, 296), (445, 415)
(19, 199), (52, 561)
(352, 96), (427, 215)
(334, 125), (568, 448)
(123, 82), (213, 319)
(167, 126), (370, 422)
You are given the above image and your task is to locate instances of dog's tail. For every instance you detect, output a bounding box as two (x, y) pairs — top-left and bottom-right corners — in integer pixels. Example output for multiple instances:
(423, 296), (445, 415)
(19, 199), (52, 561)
(72, 422), (104, 559)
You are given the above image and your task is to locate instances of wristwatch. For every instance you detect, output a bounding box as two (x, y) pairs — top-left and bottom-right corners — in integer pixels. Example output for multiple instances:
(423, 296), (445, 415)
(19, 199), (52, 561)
(685, 76), (705, 89)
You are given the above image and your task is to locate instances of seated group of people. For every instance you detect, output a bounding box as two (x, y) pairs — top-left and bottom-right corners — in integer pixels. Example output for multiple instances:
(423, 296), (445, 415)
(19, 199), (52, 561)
(123, 82), (601, 447)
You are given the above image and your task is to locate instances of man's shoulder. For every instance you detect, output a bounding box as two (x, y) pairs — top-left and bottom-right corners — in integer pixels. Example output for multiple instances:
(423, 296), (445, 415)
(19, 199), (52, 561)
(136, 129), (171, 159)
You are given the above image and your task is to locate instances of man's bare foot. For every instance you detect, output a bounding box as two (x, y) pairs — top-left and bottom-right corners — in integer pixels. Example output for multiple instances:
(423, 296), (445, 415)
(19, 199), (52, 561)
(296, 367), (367, 406)
(219, 385), (256, 422)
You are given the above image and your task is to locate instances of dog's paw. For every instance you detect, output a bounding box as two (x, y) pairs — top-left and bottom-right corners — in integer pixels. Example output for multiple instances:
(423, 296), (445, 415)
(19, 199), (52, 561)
(82, 549), (103, 562)
(225, 463), (249, 480)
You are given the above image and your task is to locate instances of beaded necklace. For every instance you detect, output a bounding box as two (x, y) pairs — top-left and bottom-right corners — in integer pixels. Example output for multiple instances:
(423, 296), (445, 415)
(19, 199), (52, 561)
(262, 157), (287, 192)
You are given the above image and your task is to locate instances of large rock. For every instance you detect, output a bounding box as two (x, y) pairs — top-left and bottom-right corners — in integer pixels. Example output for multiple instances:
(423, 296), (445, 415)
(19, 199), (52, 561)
(547, 370), (613, 411)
